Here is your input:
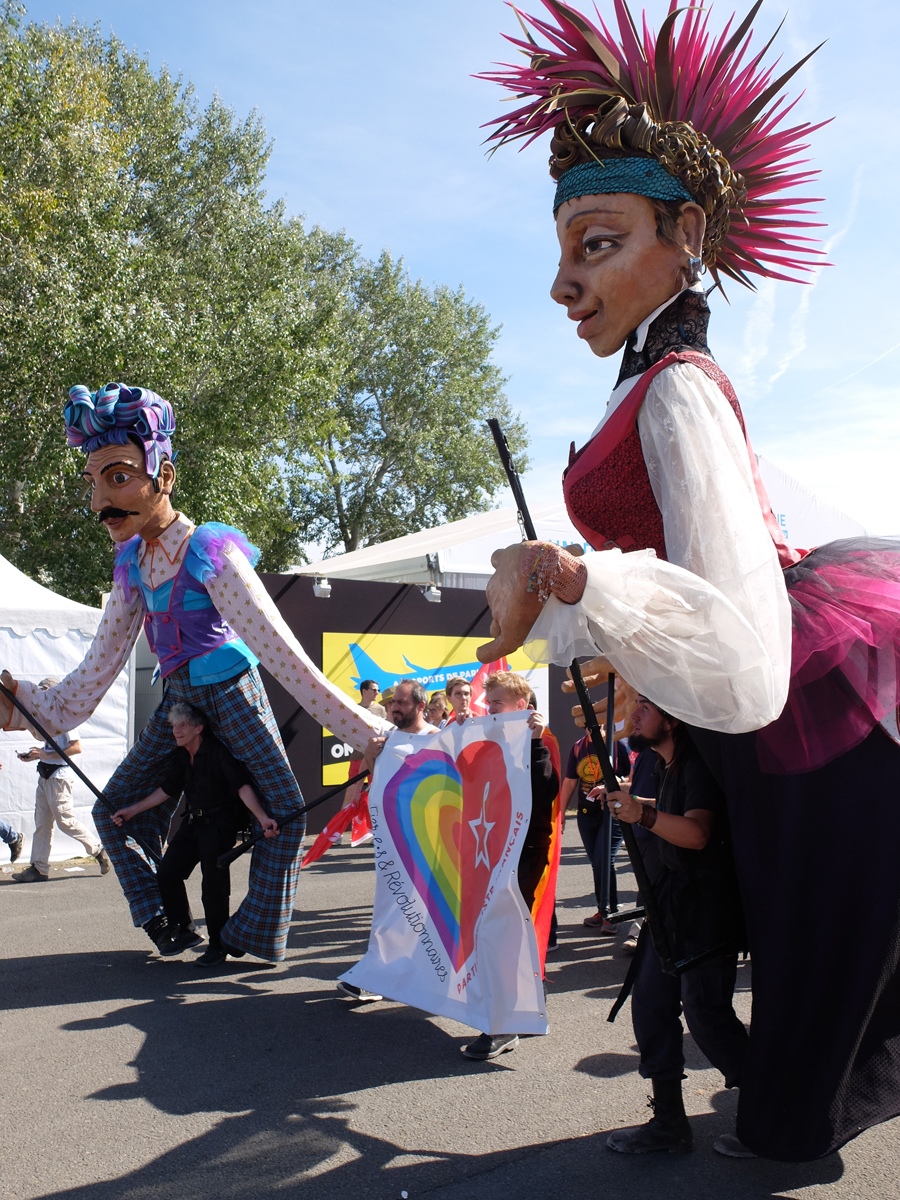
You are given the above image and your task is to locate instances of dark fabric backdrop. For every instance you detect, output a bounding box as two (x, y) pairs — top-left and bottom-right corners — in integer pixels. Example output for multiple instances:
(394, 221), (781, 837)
(259, 574), (578, 833)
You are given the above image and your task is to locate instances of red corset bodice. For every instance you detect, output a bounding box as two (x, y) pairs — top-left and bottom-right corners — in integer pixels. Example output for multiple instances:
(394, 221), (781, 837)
(562, 351), (801, 569)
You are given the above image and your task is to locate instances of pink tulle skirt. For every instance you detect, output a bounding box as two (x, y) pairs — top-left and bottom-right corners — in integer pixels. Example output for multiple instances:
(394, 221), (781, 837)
(757, 538), (900, 773)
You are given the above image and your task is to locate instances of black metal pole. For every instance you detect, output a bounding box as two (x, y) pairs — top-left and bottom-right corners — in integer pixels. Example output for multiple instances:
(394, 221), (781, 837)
(597, 672), (615, 916)
(0, 681), (162, 866)
(217, 769), (369, 869)
(487, 418), (537, 541)
(568, 660), (676, 974)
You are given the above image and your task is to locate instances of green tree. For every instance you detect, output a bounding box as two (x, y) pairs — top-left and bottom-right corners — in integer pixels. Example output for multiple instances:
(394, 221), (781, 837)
(0, 5), (527, 603)
(289, 251), (527, 554)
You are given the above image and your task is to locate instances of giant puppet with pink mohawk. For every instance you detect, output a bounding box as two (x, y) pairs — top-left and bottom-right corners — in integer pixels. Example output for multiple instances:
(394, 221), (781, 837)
(0, 382), (390, 961)
(477, 0), (900, 1163)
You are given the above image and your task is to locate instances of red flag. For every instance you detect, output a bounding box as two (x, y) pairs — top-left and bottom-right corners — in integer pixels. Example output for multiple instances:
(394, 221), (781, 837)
(301, 804), (355, 868)
(350, 791), (373, 846)
(530, 727), (562, 976)
(468, 657), (510, 716)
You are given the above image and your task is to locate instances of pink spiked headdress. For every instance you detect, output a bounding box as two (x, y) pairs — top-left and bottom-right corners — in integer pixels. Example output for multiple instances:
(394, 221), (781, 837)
(479, 0), (827, 288)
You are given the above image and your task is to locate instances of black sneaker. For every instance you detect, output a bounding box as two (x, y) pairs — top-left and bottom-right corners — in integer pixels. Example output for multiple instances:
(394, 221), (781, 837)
(220, 941), (246, 959)
(195, 947), (227, 968)
(462, 1033), (519, 1060)
(9, 833), (24, 862)
(158, 926), (204, 957)
(13, 864), (48, 883)
(337, 981), (383, 1002)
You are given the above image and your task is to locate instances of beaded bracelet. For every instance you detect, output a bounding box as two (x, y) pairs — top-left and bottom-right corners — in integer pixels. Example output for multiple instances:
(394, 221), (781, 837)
(521, 543), (587, 605)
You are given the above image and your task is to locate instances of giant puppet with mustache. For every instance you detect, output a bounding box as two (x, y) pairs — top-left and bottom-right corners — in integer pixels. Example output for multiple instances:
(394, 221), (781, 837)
(0, 383), (389, 960)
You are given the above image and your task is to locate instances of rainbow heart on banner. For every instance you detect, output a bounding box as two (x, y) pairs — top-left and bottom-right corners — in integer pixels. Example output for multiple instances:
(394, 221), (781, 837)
(384, 741), (512, 973)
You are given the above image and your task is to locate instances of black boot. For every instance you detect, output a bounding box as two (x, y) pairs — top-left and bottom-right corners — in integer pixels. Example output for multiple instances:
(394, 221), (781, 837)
(606, 1079), (693, 1154)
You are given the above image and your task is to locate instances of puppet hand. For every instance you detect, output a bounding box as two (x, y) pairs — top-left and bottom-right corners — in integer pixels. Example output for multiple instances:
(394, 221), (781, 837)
(0, 670), (17, 726)
(477, 543), (547, 662)
(563, 657), (637, 735)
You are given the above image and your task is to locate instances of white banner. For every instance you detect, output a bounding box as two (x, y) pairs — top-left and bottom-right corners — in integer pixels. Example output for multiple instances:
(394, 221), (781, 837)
(341, 712), (547, 1035)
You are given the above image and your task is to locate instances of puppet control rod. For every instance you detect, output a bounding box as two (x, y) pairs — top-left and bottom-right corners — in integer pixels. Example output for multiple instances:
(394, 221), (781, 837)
(0, 681), (163, 867)
(485, 419), (677, 973)
(216, 769), (369, 869)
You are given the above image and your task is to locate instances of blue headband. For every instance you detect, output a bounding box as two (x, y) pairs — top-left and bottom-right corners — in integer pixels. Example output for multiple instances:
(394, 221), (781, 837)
(553, 157), (693, 214)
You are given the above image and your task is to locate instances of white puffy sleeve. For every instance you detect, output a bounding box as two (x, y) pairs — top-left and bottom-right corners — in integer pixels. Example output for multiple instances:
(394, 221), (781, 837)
(525, 362), (792, 733)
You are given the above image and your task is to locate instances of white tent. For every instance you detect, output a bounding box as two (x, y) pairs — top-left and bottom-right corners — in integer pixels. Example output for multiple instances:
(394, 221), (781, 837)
(295, 463), (866, 590)
(757, 456), (866, 547)
(0, 554), (130, 863)
(293, 503), (584, 590)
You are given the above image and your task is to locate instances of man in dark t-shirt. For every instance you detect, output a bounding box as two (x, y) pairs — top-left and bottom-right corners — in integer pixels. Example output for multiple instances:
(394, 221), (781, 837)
(563, 732), (630, 929)
(598, 695), (747, 1156)
(113, 701), (279, 966)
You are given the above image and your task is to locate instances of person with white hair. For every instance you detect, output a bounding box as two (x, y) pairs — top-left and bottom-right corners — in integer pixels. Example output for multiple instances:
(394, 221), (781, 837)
(13, 677), (110, 883)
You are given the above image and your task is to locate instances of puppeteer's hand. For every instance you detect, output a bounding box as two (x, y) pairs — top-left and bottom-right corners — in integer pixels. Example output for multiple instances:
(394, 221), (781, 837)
(562, 656), (638, 737)
(111, 807), (133, 827)
(0, 670), (17, 726)
(260, 817), (280, 839)
(603, 788), (643, 824)
(526, 710), (546, 740)
(363, 736), (387, 773)
(476, 544), (546, 663)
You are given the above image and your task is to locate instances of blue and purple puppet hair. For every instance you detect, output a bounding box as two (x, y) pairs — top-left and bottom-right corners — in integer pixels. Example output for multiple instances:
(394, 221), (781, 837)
(64, 383), (176, 478)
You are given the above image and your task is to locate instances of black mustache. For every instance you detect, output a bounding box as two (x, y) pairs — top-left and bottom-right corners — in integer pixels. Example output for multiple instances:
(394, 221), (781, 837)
(98, 507), (140, 523)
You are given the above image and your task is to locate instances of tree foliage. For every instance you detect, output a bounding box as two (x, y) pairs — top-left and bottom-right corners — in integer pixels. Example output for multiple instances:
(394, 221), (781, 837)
(288, 251), (524, 554)
(0, 5), (528, 603)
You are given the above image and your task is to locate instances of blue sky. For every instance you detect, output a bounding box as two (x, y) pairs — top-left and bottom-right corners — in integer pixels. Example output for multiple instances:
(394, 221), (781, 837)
(22, 0), (900, 533)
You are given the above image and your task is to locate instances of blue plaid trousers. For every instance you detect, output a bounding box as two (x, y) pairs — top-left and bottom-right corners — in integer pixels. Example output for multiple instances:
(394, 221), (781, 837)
(94, 664), (305, 960)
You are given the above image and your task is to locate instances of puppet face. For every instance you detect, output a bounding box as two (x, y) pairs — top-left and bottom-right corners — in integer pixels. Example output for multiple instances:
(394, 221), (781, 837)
(82, 442), (176, 544)
(551, 192), (704, 358)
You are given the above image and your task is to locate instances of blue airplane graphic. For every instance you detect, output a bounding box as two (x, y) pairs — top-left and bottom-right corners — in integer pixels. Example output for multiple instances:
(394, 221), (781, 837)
(346, 643), (484, 694)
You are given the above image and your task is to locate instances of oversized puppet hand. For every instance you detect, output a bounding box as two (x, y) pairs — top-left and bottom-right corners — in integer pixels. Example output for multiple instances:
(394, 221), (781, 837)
(562, 656), (638, 738)
(0, 669), (16, 727)
(477, 542), (587, 663)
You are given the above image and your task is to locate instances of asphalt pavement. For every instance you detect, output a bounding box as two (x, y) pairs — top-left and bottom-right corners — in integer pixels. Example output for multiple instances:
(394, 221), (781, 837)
(2, 828), (897, 1200)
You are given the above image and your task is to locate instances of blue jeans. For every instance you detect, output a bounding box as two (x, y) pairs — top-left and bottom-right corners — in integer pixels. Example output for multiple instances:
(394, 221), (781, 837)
(0, 820), (19, 844)
(577, 804), (623, 914)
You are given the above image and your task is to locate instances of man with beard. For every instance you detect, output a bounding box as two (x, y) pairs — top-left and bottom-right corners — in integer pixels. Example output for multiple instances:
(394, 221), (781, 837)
(595, 695), (747, 1155)
(337, 679), (438, 1002)
(0, 383), (389, 960)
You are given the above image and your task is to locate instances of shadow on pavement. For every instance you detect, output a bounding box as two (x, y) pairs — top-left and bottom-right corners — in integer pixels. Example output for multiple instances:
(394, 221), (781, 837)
(7, 880), (844, 1200)
(8, 936), (843, 1200)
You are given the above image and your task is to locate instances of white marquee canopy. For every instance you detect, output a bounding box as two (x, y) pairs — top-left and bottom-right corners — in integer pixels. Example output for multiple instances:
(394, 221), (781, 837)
(0, 555), (131, 864)
(295, 461), (866, 591)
